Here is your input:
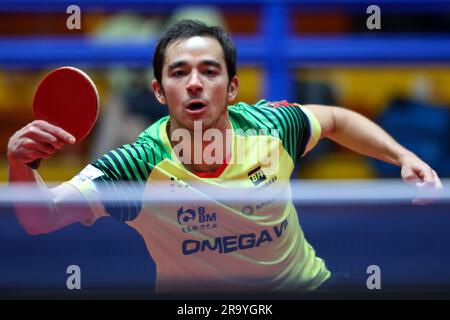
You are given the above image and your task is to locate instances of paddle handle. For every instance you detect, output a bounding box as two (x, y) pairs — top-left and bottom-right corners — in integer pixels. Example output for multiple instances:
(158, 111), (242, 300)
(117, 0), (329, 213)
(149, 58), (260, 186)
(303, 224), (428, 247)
(28, 159), (41, 170)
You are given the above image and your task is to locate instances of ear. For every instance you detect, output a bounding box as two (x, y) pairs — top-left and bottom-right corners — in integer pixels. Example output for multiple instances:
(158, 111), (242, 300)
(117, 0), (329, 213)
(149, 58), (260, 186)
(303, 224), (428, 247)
(227, 76), (239, 103)
(151, 79), (166, 104)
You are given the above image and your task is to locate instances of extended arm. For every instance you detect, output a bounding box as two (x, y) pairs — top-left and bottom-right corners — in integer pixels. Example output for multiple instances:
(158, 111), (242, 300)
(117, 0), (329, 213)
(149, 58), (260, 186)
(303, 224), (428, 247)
(7, 120), (94, 234)
(304, 104), (443, 204)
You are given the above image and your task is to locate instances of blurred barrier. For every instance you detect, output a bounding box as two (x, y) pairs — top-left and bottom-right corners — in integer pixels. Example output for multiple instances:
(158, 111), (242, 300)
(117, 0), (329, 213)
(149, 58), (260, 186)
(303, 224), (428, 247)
(1, 180), (448, 204)
(0, 180), (449, 298)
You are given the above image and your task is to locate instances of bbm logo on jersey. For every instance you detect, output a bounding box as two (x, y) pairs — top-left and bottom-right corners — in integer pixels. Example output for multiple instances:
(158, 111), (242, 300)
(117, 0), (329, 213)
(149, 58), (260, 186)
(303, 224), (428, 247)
(177, 207), (196, 225)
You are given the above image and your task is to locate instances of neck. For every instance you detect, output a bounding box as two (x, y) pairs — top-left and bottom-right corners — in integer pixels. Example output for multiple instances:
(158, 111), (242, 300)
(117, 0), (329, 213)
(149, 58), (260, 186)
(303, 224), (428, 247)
(168, 113), (233, 174)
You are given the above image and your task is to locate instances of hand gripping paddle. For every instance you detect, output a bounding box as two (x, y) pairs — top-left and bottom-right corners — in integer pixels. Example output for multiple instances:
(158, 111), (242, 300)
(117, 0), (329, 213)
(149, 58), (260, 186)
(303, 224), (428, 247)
(28, 66), (99, 169)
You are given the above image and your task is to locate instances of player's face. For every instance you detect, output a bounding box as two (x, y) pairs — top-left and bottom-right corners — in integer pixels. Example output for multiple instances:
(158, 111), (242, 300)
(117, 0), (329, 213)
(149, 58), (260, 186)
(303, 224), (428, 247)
(152, 36), (238, 132)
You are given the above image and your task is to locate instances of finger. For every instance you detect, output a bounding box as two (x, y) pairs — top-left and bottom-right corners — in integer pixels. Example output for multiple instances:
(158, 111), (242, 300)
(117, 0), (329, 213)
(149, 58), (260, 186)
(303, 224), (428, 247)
(33, 120), (76, 144)
(22, 138), (55, 155)
(412, 170), (443, 206)
(26, 127), (65, 150)
(403, 173), (420, 185)
(23, 148), (53, 162)
(432, 170), (443, 190)
(401, 167), (422, 184)
(412, 192), (439, 205)
(412, 186), (435, 205)
(414, 167), (434, 188)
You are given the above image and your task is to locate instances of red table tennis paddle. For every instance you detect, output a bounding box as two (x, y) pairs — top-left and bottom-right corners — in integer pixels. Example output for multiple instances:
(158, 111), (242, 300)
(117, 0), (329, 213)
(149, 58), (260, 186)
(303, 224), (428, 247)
(28, 66), (99, 169)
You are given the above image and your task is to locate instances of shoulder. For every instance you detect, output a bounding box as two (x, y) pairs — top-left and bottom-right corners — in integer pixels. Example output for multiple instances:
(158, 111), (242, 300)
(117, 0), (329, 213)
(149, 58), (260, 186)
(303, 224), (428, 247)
(133, 116), (171, 159)
(228, 100), (277, 129)
(229, 99), (305, 115)
(92, 117), (170, 181)
(136, 116), (169, 146)
(228, 99), (311, 130)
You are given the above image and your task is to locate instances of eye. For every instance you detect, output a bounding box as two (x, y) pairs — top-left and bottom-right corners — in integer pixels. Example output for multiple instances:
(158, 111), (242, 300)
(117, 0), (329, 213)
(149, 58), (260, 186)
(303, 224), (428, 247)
(172, 70), (186, 77)
(203, 69), (218, 76)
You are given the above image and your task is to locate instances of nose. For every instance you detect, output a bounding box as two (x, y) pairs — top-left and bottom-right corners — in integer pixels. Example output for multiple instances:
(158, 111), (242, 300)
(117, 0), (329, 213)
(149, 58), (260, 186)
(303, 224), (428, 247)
(186, 70), (203, 95)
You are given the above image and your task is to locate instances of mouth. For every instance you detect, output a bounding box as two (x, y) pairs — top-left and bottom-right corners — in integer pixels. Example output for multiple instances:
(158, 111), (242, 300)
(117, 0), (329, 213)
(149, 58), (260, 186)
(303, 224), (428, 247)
(186, 100), (207, 114)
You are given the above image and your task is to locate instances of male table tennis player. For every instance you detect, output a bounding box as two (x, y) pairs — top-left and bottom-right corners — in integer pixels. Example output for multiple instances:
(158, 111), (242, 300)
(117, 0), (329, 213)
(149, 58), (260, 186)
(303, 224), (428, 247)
(7, 20), (442, 293)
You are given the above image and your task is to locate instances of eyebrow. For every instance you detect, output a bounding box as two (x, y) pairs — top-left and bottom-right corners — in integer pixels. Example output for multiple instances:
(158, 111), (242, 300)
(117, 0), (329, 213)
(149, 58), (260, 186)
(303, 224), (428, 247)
(202, 60), (222, 69)
(168, 59), (222, 71)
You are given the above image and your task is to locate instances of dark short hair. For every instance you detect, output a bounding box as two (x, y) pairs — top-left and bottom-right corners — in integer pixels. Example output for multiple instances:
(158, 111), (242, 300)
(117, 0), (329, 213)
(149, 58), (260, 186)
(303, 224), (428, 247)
(153, 19), (237, 83)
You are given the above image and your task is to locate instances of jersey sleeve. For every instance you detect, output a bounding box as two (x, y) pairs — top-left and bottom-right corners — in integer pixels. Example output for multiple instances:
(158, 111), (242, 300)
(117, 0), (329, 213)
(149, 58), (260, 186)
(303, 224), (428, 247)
(264, 100), (321, 160)
(64, 164), (108, 226)
(297, 105), (322, 156)
(238, 100), (321, 162)
(67, 141), (160, 224)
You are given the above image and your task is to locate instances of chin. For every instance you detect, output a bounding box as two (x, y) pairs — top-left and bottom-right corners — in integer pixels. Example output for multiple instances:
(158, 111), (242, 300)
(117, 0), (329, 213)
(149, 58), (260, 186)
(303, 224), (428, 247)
(194, 119), (213, 132)
(186, 114), (210, 127)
